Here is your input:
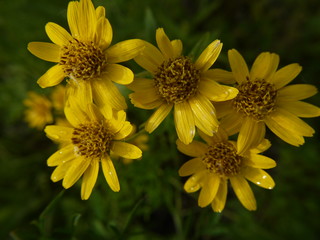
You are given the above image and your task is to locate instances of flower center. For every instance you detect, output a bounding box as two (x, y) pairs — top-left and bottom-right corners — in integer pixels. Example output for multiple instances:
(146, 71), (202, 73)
(72, 121), (114, 158)
(154, 56), (200, 104)
(232, 78), (277, 120)
(202, 142), (243, 177)
(60, 39), (106, 80)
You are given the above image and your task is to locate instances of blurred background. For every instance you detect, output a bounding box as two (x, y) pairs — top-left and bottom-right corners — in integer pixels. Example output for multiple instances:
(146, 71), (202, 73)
(0, 0), (319, 239)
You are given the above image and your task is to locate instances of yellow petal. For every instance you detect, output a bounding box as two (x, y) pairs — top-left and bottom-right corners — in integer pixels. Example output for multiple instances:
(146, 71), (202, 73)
(101, 155), (120, 192)
(62, 157), (91, 189)
(127, 78), (155, 91)
(78, 0), (97, 40)
(111, 141), (142, 159)
(103, 64), (133, 85)
(268, 108), (315, 139)
(214, 101), (234, 118)
(189, 95), (219, 136)
(245, 154), (276, 169)
(198, 78), (239, 102)
(264, 53), (280, 81)
(230, 176), (257, 211)
(270, 63), (302, 89)
(96, 6), (106, 19)
(45, 22), (73, 46)
(28, 42), (61, 62)
(277, 84), (318, 101)
(81, 158), (99, 200)
(195, 40), (222, 72)
(64, 101), (88, 127)
(219, 112), (243, 136)
(134, 41), (164, 74)
(106, 39), (145, 63)
(228, 49), (250, 84)
(47, 144), (75, 167)
(250, 139), (271, 153)
(113, 122), (133, 140)
(85, 103), (105, 123)
(174, 102), (195, 144)
(184, 171), (206, 193)
(67, 1), (80, 37)
(145, 103), (173, 133)
(108, 110), (126, 133)
(95, 17), (112, 49)
(198, 174), (220, 207)
(92, 77), (127, 110)
(45, 125), (73, 143)
(178, 158), (206, 177)
(156, 28), (174, 59)
(242, 167), (275, 189)
(201, 68), (236, 84)
(129, 88), (162, 110)
(51, 160), (73, 182)
(171, 39), (183, 57)
(277, 101), (320, 118)
(66, 80), (93, 110)
(237, 118), (266, 155)
(37, 64), (65, 88)
(211, 179), (228, 212)
(250, 52), (279, 81)
(176, 139), (207, 157)
(265, 116), (304, 146)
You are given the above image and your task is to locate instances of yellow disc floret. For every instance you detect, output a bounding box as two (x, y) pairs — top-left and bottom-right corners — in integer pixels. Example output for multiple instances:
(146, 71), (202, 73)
(154, 56), (200, 104)
(202, 142), (243, 177)
(72, 121), (114, 158)
(60, 39), (106, 80)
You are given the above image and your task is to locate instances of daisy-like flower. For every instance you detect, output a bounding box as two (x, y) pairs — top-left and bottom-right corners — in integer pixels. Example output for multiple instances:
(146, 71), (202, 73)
(128, 28), (238, 144)
(28, 0), (144, 111)
(178, 129), (276, 212)
(44, 101), (142, 200)
(216, 49), (320, 154)
(24, 91), (53, 129)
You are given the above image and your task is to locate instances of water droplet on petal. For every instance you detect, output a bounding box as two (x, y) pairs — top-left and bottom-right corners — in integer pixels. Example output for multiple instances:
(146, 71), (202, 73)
(262, 175), (267, 179)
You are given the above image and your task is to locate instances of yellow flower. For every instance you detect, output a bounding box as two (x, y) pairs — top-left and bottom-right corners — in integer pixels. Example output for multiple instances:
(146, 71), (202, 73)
(128, 28), (238, 144)
(44, 102), (142, 200)
(28, 0), (144, 111)
(178, 129), (276, 212)
(216, 49), (320, 154)
(24, 91), (53, 129)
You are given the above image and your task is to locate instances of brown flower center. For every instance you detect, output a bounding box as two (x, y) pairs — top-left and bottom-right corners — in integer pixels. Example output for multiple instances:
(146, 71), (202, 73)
(232, 78), (277, 120)
(202, 142), (243, 177)
(72, 121), (114, 158)
(60, 39), (106, 80)
(154, 56), (200, 104)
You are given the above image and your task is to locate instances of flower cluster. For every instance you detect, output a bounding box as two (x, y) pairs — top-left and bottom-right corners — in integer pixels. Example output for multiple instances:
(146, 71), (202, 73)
(27, 0), (320, 210)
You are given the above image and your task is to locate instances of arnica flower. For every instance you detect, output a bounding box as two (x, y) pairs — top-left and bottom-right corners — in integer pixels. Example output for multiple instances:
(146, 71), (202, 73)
(178, 128), (276, 212)
(28, 0), (144, 111)
(44, 102), (142, 200)
(24, 91), (53, 130)
(128, 28), (238, 144)
(216, 49), (320, 154)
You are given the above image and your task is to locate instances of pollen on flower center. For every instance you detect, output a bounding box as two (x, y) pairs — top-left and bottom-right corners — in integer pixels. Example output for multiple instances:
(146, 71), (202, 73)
(232, 78), (277, 120)
(154, 56), (200, 104)
(60, 39), (106, 80)
(202, 142), (243, 177)
(72, 121), (114, 158)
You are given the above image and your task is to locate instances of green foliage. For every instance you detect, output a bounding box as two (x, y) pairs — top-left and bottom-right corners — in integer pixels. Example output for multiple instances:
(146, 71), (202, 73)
(1, 0), (319, 239)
